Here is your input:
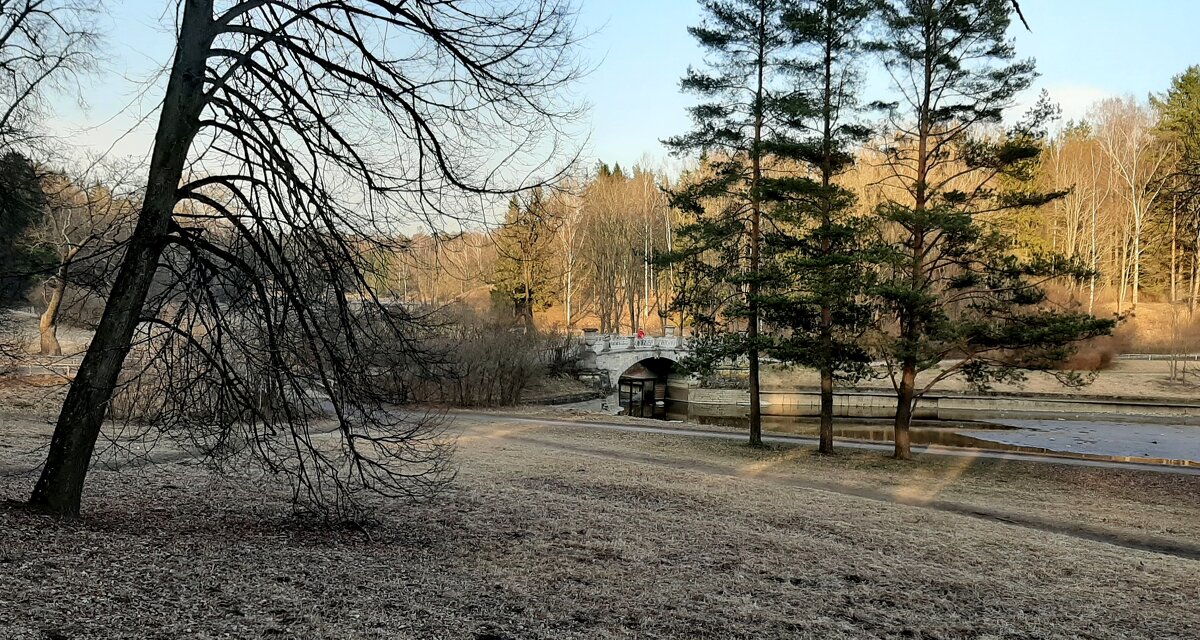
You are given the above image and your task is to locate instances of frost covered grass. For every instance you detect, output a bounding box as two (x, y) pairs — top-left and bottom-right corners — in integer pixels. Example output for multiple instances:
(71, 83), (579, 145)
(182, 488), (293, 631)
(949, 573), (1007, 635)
(2, 413), (1198, 639)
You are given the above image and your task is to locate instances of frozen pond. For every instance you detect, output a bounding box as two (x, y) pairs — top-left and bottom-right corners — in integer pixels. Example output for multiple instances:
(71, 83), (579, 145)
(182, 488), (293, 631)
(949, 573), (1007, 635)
(558, 394), (1200, 467)
(970, 419), (1200, 466)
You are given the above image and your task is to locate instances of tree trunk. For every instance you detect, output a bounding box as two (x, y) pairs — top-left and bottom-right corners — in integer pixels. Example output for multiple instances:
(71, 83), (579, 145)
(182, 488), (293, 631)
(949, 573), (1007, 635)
(38, 261), (71, 356)
(816, 9), (836, 457)
(893, 24), (933, 462)
(564, 258), (573, 329)
(1171, 205), (1178, 304)
(1117, 233), (1128, 314)
(28, 0), (214, 517)
(1132, 215), (1141, 313)
(1191, 244), (1199, 317)
(1185, 246), (1195, 314)
(627, 278), (638, 334)
(819, 367), (834, 454)
(745, 1), (766, 448)
(893, 363), (916, 460)
(1088, 199), (1098, 314)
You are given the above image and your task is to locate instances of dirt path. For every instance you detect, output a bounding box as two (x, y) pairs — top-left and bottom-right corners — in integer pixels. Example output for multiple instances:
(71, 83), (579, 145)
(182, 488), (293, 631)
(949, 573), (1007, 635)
(455, 415), (1200, 561)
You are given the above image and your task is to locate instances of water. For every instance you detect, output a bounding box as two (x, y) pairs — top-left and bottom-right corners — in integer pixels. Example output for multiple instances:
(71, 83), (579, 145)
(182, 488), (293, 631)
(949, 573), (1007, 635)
(574, 392), (1199, 466)
(677, 406), (1024, 450)
(664, 402), (1200, 466)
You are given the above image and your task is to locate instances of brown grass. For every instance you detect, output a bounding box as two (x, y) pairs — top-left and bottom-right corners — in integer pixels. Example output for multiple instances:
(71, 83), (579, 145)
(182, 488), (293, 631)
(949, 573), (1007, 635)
(2, 413), (1198, 639)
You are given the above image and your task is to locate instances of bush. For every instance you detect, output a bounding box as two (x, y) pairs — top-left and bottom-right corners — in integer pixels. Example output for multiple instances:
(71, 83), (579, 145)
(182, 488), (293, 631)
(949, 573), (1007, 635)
(1062, 331), (1131, 371)
(396, 311), (570, 407)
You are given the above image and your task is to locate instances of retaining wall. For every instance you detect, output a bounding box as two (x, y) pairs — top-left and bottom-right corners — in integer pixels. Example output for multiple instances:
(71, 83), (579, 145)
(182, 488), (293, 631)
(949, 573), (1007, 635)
(668, 384), (1200, 424)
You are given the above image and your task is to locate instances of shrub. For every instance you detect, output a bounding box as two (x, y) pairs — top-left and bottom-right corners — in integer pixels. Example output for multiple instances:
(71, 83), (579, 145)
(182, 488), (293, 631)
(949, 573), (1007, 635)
(395, 311), (569, 407)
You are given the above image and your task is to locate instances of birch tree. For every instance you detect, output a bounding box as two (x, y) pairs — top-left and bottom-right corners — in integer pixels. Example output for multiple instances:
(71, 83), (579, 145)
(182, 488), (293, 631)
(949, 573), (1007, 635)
(1093, 97), (1171, 314)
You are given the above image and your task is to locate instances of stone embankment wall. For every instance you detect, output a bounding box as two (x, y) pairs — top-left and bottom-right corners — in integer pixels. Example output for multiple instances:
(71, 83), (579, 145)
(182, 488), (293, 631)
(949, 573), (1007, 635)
(666, 379), (1200, 424)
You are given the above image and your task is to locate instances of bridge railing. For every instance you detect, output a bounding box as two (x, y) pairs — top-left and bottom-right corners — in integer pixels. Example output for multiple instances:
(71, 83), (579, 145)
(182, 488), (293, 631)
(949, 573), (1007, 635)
(582, 333), (688, 353)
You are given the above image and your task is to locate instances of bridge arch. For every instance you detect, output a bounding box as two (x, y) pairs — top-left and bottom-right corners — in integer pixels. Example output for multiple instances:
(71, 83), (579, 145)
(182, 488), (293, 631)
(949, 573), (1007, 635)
(615, 357), (680, 419)
(618, 356), (678, 379)
(573, 334), (692, 402)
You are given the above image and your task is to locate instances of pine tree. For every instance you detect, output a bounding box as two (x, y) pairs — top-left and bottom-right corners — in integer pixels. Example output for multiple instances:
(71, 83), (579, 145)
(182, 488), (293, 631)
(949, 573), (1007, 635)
(1155, 67), (1200, 176)
(760, 0), (878, 454)
(664, 0), (803, 447)
(870, 0), (1114, 459)
(0, 152), (50, 306)
(1154, 67), (1200, 313)
(492, 190), (560, 332)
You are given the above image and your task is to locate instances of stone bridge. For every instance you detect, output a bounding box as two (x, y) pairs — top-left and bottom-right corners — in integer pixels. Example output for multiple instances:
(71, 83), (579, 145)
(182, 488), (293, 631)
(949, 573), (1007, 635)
(574, 333), (690, 389)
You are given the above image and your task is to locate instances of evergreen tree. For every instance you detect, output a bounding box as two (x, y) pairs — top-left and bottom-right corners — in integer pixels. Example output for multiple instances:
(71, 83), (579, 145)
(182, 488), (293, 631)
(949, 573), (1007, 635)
(492, 190), (560, 332)
(664, 0), (804, 447)
(760, 0), (878, 454)
(0, 152), (49, 305)
(1154, 67), (1200, 177)
(870, 0), (1114, 459)
(1153, 66), (1200, 300)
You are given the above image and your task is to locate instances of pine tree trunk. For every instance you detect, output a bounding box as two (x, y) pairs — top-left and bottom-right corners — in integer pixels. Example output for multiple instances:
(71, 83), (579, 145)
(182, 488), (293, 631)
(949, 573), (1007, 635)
(744, 1), (767, 448)
(891, 17), (936, 461)
(894, 363), (916, 460)
(627, 281), (637, 334)
(819, 367), (834, 454)
(816, 7), (836, 457)
(28, 0), (214, 517)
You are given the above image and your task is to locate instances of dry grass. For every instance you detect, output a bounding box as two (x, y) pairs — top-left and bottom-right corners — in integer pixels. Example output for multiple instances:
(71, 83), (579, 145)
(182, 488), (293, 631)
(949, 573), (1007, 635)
(500, 419), (1200, 547)
(2, 413), (1199, 639)
(1098, 302), (1200, 354)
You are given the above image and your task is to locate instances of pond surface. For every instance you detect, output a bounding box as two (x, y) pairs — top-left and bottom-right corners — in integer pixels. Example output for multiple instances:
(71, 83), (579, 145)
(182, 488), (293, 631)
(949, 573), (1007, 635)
(665, 402), (1200, 466)
(674, 405), (1024, 450)
(569, 393), (1200, 466)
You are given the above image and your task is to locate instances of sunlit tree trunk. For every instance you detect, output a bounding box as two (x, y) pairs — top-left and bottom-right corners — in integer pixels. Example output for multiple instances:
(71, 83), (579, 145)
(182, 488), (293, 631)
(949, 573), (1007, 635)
(37, 254), (75, 356)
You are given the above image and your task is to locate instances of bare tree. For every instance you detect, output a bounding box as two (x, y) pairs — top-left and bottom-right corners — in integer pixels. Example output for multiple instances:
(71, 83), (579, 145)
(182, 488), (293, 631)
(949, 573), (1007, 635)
(27, 0), (583, 518)
(32, 162), (140, 355)
(550, 182), (585, 328)
(0, 0), (97, 151)
(1093, 97), (1171, 315)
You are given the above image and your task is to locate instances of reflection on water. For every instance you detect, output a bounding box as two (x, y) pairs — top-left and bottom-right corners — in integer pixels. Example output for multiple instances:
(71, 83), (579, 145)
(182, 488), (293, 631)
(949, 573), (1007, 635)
(668, 403), (1022, 451)
(654, 401), (1200, 468)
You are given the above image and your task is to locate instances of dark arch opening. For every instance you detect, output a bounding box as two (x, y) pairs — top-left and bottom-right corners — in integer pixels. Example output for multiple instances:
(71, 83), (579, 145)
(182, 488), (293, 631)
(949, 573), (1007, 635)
(617, 358), (677, 419)
(620, 357), (676, 379)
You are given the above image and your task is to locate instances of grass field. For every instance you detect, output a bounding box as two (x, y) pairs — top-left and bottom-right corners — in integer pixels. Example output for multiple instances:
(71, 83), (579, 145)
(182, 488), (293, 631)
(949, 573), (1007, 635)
(2, 411), (1199, 639)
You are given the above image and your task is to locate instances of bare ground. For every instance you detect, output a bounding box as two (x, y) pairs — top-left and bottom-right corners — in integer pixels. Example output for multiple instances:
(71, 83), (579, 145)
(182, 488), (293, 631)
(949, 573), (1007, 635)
(2, 413), (1199, 639)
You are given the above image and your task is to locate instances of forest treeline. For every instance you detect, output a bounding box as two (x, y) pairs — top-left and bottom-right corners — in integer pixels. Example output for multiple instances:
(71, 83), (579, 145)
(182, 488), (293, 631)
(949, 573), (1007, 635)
(11, 85), (1200, 353)
(374, 80), (1200, 333)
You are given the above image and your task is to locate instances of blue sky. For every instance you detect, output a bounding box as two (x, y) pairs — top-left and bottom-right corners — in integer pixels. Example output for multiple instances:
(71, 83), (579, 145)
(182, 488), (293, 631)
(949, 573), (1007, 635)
(55, 0), (1200, 171)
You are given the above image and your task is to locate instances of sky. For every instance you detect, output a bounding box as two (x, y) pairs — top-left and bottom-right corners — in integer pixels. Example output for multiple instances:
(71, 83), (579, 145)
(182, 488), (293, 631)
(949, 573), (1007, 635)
(51, 0), (1200, 173)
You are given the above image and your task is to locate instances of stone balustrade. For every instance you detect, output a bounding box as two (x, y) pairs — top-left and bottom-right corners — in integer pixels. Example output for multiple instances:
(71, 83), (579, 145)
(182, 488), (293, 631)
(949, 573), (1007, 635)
(583, 334), (688, 352)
